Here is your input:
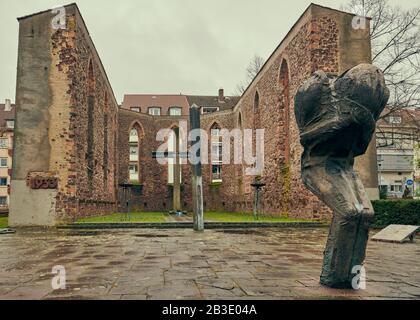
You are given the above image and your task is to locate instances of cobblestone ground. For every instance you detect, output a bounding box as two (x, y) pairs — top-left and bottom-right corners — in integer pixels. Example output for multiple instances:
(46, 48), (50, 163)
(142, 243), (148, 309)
(0, 228), (419, 300)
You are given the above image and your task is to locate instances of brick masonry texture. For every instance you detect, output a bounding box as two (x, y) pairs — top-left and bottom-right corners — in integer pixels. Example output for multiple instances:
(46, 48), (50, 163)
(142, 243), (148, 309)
(49, 10), (120, 220)
(10, 4), (375, 226)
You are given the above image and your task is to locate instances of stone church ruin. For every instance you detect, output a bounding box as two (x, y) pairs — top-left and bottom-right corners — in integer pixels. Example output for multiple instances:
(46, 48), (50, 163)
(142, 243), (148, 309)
(9, 3), (380, 227)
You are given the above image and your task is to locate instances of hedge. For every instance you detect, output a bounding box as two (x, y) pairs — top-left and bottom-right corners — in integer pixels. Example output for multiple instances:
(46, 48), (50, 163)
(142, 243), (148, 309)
(372, 200), (420, 229)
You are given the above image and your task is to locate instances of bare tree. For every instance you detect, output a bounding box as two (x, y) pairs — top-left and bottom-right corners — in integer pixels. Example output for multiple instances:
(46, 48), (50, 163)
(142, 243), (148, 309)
(343, 0), (420, 119)
(234, 54), (265, 96)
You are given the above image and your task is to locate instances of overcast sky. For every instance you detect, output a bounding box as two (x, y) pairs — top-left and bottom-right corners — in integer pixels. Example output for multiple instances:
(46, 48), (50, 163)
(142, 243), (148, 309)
(0, 0), (417, 103)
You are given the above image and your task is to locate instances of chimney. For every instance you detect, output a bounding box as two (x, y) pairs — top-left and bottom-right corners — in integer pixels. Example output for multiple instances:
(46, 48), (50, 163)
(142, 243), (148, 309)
(218, 88), (225, 102)
(5, 99), (12, 112)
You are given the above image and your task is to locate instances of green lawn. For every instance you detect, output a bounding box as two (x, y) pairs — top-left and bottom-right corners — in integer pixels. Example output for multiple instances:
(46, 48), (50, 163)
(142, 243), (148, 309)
(204, 212), (310, 222)
(0, 216), (8, 228)
(75, 211), (312, 224)
(76, 212), (165, 223)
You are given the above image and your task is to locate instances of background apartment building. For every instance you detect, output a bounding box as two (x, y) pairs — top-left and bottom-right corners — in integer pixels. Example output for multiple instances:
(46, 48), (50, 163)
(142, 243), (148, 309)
(0, 99), (15, 212)
(377, 109), (420, 198)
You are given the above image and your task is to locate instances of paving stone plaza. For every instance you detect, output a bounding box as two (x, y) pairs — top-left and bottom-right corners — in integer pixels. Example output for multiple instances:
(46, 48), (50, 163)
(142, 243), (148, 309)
(0, 227), (419, 300)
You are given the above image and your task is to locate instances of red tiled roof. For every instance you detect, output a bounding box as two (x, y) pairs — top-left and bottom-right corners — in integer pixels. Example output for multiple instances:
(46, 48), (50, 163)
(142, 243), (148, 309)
(122, 93), (240, 115)
(186, 95), (239, 112)
(122, 94), (190, 116)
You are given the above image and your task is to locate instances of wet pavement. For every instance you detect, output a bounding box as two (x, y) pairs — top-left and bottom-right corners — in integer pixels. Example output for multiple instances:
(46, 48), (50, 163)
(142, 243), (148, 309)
(0, 227), (419, 300)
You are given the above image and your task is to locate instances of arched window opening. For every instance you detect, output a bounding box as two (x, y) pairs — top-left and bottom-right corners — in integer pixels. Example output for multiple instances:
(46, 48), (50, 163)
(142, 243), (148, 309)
(254, 91), (260, 110)
(103, 92), (109, 186)
(211, 123), (222, 183)
(87, 59), (95, 191)
(280, 60), (290, 102)
(129, 130), (139, 162)
(280, 59), (290, 165)
(129, 125), (142, 183)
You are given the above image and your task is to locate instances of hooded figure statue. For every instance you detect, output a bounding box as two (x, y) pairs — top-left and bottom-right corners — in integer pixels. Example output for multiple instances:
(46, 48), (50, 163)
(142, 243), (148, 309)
(295, 64), (389, 288)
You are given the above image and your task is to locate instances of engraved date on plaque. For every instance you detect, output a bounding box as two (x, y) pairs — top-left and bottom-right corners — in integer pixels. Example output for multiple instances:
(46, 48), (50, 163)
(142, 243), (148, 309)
(30, 177), (58, 190)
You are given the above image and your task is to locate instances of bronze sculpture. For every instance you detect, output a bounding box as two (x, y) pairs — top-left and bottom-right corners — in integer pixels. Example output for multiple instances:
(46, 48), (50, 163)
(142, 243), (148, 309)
(294, 64), (389, 288)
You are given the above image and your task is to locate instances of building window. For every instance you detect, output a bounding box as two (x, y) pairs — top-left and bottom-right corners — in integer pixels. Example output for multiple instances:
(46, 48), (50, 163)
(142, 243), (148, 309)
(388, 116), (402, 124)
(168, 129), (182, 184)
(6, 120), (14, 129)
(130, 107), (141, 113)
(202, 107), (219, 114)
(169, 107), (182, 116)
(129, 127), (141, 182)
(0, 197), (7, 207)
(149, 107), (161, 116)
(130, 129), (139, 143)
(0, 158), (7, 168)
(130, 145), (139, 162)
(211, 124), (222, 182)
(129, 164), (139, 182)
(390, 184), (403, 193)
(0, 177), (7, 186)
(0, 139), (8, 149)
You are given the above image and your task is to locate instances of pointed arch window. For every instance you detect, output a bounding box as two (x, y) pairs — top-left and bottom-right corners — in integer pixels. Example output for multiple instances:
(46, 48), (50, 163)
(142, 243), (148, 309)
(279, 59), (290, 165)
(129, 129), (139, 163)
(254, 91), (260, 110)
(129, 126), (141, 182)
(87, 59), (95, 191)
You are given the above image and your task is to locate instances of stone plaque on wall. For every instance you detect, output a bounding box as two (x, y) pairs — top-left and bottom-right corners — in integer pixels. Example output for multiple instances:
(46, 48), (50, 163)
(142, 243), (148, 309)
(29, 177), (58, 190)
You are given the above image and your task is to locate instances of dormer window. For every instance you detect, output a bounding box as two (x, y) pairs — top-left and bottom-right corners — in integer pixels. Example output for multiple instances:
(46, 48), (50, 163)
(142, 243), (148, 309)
(149, 107), (161, 116)
(169, 107), (182, 116)
(202, 107), (219, 114)
(130, 107), (141, 113)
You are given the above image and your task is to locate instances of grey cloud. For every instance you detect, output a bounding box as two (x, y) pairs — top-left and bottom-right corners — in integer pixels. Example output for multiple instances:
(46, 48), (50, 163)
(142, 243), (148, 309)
(0, 0), (418, 102)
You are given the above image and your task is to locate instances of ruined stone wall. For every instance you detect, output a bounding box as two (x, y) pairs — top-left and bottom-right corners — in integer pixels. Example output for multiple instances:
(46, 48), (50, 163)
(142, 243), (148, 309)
(116, 5), (373, 219)
(118, 108), (240, 213)
(69, 9), (119, 219)
(199, 5), (371, 219)
(10, 4), (119, 226)
(118, 110), (195, 212)
(200, 111), (239, 212)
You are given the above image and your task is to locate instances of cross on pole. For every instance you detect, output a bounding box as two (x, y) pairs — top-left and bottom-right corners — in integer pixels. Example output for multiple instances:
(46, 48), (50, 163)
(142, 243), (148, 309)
(190, 104), (204, 232)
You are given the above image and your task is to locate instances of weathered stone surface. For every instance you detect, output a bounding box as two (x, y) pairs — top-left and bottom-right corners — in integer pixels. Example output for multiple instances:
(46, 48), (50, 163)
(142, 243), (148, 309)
(0, 228), (419, 300)
(372, 225), (419, 243)
(294, 64), (390, 288)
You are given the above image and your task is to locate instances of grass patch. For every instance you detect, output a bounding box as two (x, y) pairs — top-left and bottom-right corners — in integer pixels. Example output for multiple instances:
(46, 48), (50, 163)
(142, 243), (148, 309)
(75, 211), (313, 224)
(204, 212), (311, 223)
(0, 216), (8, 228)
(76, 212), (165, 224)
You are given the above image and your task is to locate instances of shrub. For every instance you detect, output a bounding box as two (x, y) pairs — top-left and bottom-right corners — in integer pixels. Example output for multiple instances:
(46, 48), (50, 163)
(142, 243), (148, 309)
(372, 200), (420, 228)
